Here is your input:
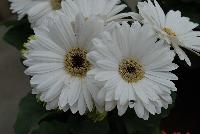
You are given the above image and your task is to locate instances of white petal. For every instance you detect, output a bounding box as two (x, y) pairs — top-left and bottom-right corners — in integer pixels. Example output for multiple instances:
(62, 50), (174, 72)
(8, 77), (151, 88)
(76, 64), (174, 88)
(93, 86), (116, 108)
(95, 71), (118, 82)
(47, 15), (77, 50)
(44, 80), (64, 102)
(172, 43), (191, 66)
(103, 75), (120, 90)
(96, 60), (118, 70)
(145, 74), (176, 89)
(145, 71), (178, 80)
(82, 83), (93, 111)
(78, 92), (87, 115)
(117, 102), (128, 116)
(77, 16), (104, 49)
(105, 101), (116, 111)
(134, 101), (145, 119)
(70, 102), (78, 114)
(25, 63), (64, 75)
(133, 82), (150, 104)
(46, 97), (59, 110)
(68, 79), (81, 106)
(28, 51), (64, 62)
(59, 86), (70, 108)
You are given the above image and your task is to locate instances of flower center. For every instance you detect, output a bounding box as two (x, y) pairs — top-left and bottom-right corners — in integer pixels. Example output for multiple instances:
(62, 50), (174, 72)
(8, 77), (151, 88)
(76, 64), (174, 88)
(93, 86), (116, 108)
(65, 48), (91, 78)
(163, 27), (176, 36)
(119, 58), (144, 83)
(51, 0), (62, 10)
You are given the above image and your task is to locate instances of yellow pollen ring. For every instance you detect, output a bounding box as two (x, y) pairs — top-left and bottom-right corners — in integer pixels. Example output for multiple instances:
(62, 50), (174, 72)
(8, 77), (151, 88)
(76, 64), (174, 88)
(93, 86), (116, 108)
(119, 58), (144, 83)
(64, 48), (91, 78)
(163, 27), (176, 37)
(51, 0), (62, 10)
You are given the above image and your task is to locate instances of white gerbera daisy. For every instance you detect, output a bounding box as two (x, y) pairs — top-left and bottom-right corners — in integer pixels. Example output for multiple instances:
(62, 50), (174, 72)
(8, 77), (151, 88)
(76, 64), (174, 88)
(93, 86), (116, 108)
(87, 22), (178, 120)
(24, 14), (105, 115)
(9, 0), (67, 27)
(136, 0), (200, 66)
(62, 0), (135, 23)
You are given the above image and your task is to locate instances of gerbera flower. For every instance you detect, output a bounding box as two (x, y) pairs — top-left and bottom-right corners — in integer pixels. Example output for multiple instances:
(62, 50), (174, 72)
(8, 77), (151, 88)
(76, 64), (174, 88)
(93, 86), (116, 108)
(24, 14), (105, 115)
(136, 0), (200, 66)
(62, 0), (135, 24)
(87, 22), (178, 120)
(9, 0), (67, 27)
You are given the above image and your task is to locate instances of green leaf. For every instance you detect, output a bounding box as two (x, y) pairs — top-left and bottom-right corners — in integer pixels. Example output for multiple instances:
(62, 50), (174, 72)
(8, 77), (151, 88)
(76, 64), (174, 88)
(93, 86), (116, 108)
(107, 111), (128, 134)
(30, 113), (109, 134)
(142, 126), (161, 134)
(69, 117), (109, 134)
(15, 94), (109, 134)
(14, 94), (52, 134)
(123, 112), (161, 134)
(31, 121), (70, 134)
(31, 110), (109, 134)
(3, 19), (33, 50)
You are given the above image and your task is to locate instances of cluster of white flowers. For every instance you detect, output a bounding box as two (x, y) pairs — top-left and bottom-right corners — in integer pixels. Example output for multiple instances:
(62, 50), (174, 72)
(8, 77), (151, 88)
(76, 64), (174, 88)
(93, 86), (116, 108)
(9, 0), (200, 120)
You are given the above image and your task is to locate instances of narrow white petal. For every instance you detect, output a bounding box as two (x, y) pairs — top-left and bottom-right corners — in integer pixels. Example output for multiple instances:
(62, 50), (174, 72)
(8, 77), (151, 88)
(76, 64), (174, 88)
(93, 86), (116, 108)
(105, 101), (116, 111)
(117, 102), (129, 116)
(82, 83), (93, 111)
(59, 86), (70, 108)
(78, 92), (87, 115)
(68, 79), (81, 106)
(44, 80), (64, 102)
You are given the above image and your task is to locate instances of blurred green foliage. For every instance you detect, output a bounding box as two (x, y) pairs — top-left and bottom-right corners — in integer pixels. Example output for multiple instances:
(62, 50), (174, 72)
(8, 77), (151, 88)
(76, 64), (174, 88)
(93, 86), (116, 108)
(3, 18), (33, 50)
(14, 92), (176, 134)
